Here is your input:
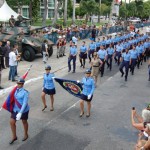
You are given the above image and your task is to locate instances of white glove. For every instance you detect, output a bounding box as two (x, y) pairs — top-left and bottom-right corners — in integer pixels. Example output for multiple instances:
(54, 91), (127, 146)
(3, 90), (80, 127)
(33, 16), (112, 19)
(88, 94), (92, 100)
(77, 80), (80, 83)
(16, 112), (22, 121)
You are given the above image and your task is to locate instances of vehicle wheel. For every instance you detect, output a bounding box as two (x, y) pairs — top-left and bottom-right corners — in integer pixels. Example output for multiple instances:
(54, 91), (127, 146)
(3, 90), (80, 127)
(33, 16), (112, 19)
(48, 46), (53, 57)
(22, 46), (35, 61)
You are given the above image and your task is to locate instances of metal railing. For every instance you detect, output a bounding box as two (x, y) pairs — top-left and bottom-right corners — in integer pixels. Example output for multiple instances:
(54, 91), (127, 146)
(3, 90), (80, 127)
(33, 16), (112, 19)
(46, 22), (150, 44)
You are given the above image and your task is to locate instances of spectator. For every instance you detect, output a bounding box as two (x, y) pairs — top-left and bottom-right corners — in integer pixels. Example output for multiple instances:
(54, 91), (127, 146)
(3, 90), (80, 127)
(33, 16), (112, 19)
(135, 124), (150, 150)
(9, 47), (18, 82)
(4, 41), (11, 68)
(41, 40), (49, 64)
(131, 106), (150, 131)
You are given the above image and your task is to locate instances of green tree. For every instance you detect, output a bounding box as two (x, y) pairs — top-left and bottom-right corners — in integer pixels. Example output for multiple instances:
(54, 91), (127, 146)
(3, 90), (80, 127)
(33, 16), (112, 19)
(7, 0), (30, 11)
(80, 0), (99, 22)
(142, 0), (150, 18)
(135, 0), (144, 18)
(100, 3), (110, 16)
(31, 0), (40, 22)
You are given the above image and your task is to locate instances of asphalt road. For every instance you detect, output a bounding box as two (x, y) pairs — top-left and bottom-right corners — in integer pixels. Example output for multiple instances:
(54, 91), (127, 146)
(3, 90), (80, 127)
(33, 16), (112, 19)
(0, 56), (149, 150)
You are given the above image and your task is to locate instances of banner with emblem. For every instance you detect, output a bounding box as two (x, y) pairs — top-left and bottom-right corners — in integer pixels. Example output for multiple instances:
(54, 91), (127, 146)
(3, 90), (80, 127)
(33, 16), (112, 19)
(54, 78), (83, 98)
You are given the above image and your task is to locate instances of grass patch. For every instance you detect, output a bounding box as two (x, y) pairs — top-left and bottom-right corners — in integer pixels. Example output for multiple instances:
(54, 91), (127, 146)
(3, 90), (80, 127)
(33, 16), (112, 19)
(32, 18), (106, 27)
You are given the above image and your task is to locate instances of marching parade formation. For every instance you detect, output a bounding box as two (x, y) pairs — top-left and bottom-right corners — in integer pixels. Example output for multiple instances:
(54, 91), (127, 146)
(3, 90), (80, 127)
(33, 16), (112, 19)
(0, 12), (150, 150)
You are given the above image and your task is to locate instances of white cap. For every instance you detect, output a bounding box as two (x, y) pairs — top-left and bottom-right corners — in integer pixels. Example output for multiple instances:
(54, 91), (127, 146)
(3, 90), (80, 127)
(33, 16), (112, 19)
(63, 35), (66, 38)
(58, 36), (62, 38)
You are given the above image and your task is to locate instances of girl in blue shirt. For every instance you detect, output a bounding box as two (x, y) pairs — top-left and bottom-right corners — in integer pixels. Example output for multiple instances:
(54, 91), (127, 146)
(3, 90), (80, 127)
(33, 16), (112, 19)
(79, 69), (95, 117)
(10, 78), (29, 144)
(79, 41), (87, 68)
(41, 65), (56, 111)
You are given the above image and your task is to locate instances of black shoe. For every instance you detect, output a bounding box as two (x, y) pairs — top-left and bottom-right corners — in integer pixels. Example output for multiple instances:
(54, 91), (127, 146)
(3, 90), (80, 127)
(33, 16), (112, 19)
(121, 73), (124, 77)
(42, 105), (47, 111)
(86, 113), (90, 117)
(107, 65), (109, 69)
(0, 86), (4, 89)
(12, 80), (16, 82)
(9, 137), (17, 144)
(125, 77), (127, 81)
(72, 71), (75, 73)
(57, 55), (59, 59)
(22, 135), (28, 141)
(68, 70), (71, 72)
(63, 54), (66, 56)
(80, 65), (83, 67)
(101, 74), (103, 77)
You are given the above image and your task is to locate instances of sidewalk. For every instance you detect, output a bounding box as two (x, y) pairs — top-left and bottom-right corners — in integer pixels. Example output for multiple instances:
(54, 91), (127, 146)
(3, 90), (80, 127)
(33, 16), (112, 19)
(0, 27), (147, 93)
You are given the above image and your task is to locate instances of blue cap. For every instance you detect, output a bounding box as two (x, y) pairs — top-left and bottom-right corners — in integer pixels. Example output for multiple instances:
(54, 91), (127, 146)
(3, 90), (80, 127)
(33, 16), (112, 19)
(85, 69), (91, 74)
(45, 65), (51, 70)
(17, 78), (25, 84)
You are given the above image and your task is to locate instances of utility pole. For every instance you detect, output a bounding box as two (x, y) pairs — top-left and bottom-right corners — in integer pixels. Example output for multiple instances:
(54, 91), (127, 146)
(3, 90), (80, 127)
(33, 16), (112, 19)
(64, 0), (68, 26)
(72, 0), (76, 24)
(98, 0), (101, 23)
(124, 0), (127, 31)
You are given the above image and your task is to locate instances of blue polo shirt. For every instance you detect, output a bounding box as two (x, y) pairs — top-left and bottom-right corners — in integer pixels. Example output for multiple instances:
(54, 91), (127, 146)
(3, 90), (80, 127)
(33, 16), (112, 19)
(80, 46), (87, 53)
(97, 49), (107, 59)
(122, 53), (131, 61)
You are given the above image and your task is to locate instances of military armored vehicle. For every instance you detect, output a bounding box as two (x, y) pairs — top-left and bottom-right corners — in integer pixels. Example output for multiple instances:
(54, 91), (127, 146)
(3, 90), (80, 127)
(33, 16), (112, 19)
(0, 22), (54, 61)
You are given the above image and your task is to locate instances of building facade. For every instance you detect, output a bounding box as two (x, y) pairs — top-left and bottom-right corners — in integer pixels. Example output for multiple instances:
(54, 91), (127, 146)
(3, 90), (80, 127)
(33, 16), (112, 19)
(21, 0), (54, 19)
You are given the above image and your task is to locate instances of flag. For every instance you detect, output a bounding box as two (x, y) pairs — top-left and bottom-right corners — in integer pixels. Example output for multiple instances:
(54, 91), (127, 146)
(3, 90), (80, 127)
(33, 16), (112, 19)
(2, 65), (32, 113)
(54, 78), (83, 98)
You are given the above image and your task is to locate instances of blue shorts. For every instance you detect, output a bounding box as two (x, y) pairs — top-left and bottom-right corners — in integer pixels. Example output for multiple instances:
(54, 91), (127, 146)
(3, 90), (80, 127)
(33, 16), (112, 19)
(43, 88), (56, 95)
(80, 94), (93, 102)
(11, 111), (29, 120)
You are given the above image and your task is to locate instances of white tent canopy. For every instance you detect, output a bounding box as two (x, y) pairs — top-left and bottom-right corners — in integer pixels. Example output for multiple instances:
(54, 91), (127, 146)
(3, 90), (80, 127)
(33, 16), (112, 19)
(0, 0), (27, 22)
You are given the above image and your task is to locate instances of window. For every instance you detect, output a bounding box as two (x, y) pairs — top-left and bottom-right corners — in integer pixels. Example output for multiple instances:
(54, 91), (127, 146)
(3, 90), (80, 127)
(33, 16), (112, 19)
(48, 9), (54, 18)
(41, 0), (44, 7)
(41, 9), (44, 17)
(48, 0), (54, 7)
(22, 8), (28, 17)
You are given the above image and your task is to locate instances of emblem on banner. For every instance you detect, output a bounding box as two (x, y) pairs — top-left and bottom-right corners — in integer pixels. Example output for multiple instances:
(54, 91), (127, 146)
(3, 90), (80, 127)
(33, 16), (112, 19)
(63, 82), (82, 94)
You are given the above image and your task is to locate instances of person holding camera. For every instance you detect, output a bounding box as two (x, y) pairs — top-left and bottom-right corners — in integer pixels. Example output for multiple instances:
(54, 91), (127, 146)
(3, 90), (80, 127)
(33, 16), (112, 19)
(131, 105), (150, 131)
(42, 40), (49, 64)
(41, 65), (56, 111)
(79, 69), (95, 117)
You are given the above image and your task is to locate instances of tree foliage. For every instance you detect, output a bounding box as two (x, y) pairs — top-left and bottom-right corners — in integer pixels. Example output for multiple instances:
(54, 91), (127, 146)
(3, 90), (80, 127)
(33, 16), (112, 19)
(7, 0), (30, 10)
(119, 0), (150, 18)
(31, 0), (40, 22)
